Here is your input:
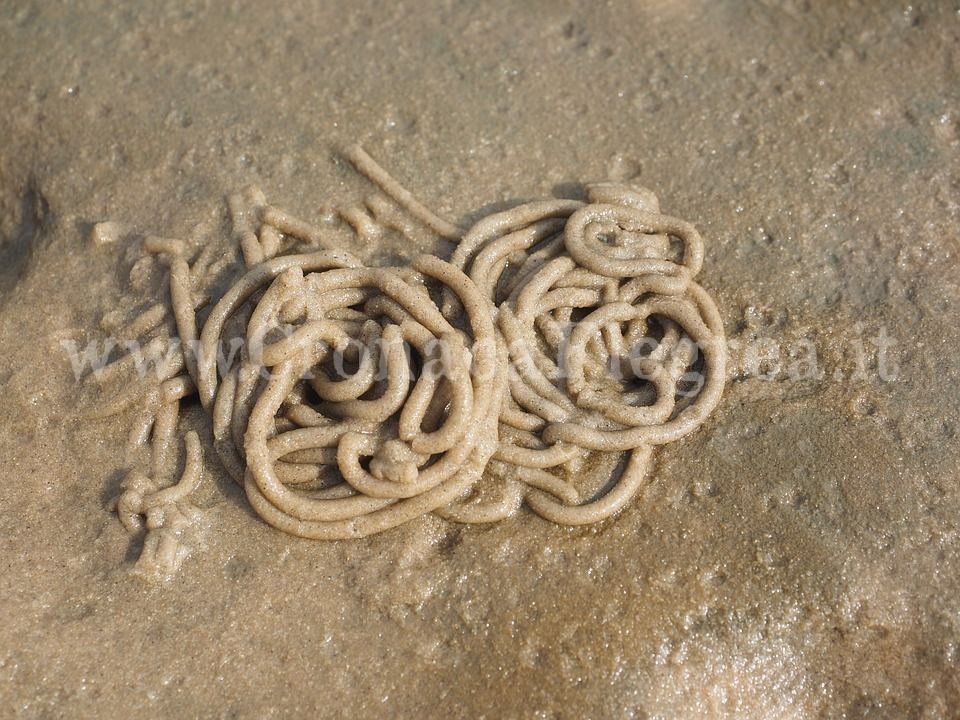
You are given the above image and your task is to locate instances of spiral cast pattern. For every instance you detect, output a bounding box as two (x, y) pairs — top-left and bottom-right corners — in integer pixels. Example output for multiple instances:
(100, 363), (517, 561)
(90, 149), (726, 575)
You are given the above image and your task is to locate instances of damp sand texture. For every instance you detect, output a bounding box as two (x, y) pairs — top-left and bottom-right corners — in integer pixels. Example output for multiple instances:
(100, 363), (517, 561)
(1, 2), (959, 719)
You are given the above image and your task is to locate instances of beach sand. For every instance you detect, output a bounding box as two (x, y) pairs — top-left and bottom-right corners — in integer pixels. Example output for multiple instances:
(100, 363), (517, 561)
(1, 1), (958, 717)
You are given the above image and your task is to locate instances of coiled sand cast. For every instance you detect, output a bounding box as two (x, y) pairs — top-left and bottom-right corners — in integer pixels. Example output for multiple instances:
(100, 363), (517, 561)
(88, 147), (726, 577)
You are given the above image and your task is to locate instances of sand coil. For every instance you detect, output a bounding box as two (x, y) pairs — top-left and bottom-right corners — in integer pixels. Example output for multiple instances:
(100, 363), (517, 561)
(89, 147), (725, 577)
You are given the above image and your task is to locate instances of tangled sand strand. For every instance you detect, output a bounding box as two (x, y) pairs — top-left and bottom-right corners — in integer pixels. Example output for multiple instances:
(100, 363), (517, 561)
(440, 181), (726, 524)
(88, 231), (218, 577)
(91, 146), (726, 571)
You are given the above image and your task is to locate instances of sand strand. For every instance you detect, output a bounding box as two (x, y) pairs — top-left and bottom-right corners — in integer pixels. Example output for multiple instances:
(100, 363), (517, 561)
(92, 152), (725, 572)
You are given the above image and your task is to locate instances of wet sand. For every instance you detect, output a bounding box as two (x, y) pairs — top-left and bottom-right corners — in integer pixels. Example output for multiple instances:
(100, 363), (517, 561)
(1, 1), (959, 717)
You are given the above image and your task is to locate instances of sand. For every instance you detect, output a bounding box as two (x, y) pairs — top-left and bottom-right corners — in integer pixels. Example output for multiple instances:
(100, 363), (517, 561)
(1, 1), (959, 717)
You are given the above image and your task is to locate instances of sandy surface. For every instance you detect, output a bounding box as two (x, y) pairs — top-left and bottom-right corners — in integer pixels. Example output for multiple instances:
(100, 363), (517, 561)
(1, 1), (959, 717)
